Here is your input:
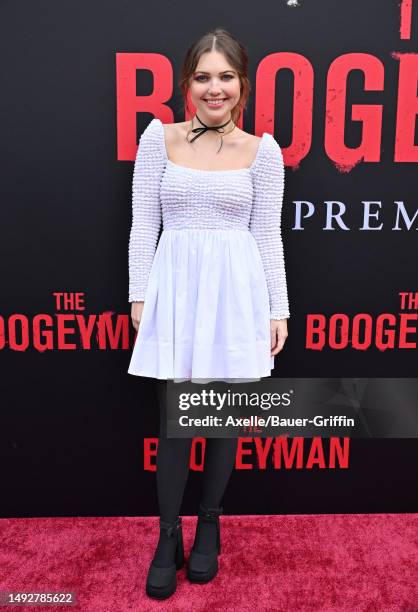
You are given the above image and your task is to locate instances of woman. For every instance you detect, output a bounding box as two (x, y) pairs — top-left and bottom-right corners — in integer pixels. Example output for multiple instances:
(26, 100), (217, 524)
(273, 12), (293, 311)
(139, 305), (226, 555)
(127, 28), (290, 599)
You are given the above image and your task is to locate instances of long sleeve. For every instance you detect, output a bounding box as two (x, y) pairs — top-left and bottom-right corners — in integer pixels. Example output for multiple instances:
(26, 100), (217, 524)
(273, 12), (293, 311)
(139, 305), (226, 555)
(128, 119), (165, 302)
(249, 134), (290, 320)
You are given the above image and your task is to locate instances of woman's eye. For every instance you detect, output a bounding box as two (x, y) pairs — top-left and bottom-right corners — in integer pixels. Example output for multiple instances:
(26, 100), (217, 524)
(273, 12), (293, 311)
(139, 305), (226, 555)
(195, 75), (234, 82)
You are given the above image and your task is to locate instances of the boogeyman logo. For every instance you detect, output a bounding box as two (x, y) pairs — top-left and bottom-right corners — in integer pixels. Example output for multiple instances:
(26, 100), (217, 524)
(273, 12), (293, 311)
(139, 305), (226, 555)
(306, 291), (418, 351)
(0, 293), (132, 351)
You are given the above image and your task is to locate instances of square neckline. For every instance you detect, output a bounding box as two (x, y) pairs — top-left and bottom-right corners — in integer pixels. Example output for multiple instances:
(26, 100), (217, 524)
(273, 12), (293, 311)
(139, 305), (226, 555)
(154, 118), (267, 174)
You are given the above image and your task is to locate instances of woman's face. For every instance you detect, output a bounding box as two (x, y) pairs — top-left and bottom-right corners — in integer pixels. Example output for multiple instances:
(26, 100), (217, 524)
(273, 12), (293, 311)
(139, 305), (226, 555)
(188, 50), (241, 125)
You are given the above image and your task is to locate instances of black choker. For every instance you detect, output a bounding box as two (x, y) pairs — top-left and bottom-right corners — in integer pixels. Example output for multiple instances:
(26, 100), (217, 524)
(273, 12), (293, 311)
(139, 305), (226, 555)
(188, 114), (233, 152)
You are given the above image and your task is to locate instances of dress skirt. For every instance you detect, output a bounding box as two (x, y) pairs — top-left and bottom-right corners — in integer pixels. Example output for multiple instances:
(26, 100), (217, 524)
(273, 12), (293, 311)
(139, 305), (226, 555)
(127, 228), (275, 382)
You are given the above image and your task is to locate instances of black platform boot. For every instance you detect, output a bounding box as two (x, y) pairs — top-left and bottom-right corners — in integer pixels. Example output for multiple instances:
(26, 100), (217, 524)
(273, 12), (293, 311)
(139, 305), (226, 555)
(187, 503), (223, 583)
(146, 517), (185, 599)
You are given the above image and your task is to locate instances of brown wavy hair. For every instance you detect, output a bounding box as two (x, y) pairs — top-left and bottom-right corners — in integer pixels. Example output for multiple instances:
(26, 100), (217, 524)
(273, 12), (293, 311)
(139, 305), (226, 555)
(178, 28), (251, 126)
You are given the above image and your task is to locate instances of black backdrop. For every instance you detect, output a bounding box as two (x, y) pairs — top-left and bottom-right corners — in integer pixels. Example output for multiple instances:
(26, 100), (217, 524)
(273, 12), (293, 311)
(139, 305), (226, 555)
(0, 1), (417, 517)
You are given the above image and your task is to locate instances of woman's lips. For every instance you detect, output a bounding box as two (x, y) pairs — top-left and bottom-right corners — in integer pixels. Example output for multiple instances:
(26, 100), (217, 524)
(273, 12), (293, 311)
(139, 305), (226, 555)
(204, 98), (228, 108)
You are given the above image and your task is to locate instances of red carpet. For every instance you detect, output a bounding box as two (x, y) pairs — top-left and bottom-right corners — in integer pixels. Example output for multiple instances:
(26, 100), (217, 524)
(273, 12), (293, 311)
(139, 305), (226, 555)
(0, 514), (417, 611)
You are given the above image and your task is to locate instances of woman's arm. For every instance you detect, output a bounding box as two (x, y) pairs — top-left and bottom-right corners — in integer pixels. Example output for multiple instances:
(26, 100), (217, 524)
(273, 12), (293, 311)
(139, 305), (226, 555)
(249, 134), (290, 321)
(128, 119), (165, 303)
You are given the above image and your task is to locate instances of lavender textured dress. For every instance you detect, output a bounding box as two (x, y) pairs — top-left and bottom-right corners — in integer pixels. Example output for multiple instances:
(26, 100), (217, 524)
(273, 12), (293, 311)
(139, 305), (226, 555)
(127, 118), (290, 382)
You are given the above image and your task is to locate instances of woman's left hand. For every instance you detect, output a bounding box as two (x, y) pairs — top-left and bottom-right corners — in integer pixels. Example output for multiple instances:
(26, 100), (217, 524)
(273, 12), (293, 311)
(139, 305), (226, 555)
(270, 319), (288, 356)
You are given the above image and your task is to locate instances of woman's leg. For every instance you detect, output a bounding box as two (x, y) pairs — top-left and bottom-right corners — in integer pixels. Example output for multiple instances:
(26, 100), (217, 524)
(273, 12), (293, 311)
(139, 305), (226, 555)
(200, 437), (239, 509)
(152, 380), (192, 567)
(193, 436), (238, 553)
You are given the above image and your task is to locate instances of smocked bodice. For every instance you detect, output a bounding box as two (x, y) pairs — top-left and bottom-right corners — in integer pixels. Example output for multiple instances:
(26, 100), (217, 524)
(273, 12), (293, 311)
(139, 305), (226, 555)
(161, 161), (254, 230)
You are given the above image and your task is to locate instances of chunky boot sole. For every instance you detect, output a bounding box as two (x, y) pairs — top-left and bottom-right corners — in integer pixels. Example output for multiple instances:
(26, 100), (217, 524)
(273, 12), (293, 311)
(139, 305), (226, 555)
(146, 555), (184, 599)
(187, 551), (219, 584)
(146, 573), (176, 599)
(145, 517), (185, 600)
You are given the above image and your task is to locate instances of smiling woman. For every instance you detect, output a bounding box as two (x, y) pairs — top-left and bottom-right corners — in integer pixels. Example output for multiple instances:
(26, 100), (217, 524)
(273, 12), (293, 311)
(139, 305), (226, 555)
(127, 27), (290, 601)
(179, 33), (251, 130)
(190, 65), (240, 112)
(197, 71), (235, 108)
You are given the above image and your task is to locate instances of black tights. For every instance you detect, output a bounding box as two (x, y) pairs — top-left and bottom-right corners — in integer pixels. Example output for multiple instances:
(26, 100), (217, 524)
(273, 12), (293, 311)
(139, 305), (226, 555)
(153, 379), (238, 566)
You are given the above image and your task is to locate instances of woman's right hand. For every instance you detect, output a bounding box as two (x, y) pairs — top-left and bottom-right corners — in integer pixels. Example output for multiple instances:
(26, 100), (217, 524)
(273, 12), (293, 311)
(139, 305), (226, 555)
(131, 301), (144, 332)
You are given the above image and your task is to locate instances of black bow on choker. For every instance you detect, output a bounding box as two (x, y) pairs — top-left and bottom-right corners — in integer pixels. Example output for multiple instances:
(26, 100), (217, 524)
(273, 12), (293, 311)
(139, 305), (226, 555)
(189, 114), (233, 146)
